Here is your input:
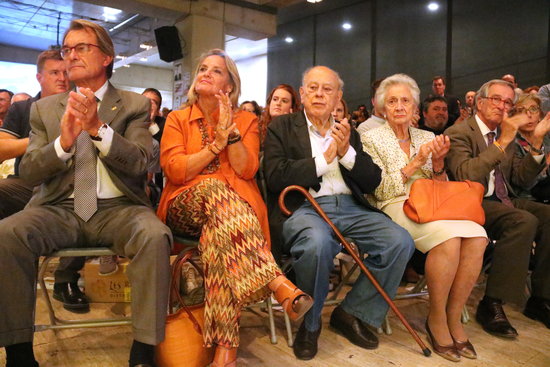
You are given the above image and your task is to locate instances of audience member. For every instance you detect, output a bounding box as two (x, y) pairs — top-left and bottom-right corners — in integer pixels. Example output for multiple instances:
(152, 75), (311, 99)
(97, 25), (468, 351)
(0, 89), (14, 126)
(0, 19), (172, 367)
(361, 74), (487, 361)
(512, 93), (550, 202)
(463, 90), (476, 118)
(523, 86), (539, 95)
(161, 106), (171, 118)
(501, 74), (523, 96)
(142, 87), (165, 141)
(156, 48), (312, 367)
(259, 84), (300, 148)
(332, 98), (349, 122)
(0, 49), (93, 312)
(430, 76), (460, 125)
(264, 65), (414, 360)
(420, 95), (449, 135)
(142, 87), (166, 192)
(239, 100), (262, 118)
(356, 78), (385, 135)
(538, 82), (550, 114)
(445, 79), (550, 337)
(11, 92), (32, 103)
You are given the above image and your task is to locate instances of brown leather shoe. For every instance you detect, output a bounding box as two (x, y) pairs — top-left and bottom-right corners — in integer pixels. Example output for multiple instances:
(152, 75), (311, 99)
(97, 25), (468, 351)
(425, 321), (460, 362)
(329, 306), (378, 349)
(476, 297), (518, 338)
(452, 337), (477, 359)
(293, 320), (322, 360)
(523, 296), (550, 329)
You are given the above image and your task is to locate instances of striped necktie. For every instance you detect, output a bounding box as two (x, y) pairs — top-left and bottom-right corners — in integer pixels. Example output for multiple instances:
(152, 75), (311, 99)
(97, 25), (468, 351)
(487, 132), (514, 207)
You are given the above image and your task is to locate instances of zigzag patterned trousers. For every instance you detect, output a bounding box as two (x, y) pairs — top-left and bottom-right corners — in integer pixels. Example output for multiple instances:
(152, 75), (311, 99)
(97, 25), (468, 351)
(167, 178), (281, 347)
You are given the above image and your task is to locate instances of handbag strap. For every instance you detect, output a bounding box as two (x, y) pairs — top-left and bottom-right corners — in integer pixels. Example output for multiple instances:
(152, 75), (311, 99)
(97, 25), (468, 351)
(169, 248), (205, 335)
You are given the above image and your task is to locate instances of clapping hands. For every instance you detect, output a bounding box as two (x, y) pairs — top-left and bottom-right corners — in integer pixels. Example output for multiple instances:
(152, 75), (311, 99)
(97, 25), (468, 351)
(213, 90), (237, 150)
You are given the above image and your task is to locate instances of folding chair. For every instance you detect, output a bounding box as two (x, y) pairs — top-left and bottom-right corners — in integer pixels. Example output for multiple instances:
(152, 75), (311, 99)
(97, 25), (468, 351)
(35, 247), (132, 332)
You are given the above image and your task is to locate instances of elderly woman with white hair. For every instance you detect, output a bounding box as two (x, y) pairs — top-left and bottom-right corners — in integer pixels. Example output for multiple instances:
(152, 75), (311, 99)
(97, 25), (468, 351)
(361, 73), (488, 362)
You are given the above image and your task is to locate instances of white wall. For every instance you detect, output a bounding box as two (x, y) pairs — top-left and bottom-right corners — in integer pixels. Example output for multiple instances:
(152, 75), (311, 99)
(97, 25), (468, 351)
(111, 64), (174, 110)
(236, 53), (267, 108)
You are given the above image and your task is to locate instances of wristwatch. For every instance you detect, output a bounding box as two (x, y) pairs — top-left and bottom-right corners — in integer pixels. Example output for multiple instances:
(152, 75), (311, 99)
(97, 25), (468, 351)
(227, 128), (241, 145)
(90, 123), (108, 141)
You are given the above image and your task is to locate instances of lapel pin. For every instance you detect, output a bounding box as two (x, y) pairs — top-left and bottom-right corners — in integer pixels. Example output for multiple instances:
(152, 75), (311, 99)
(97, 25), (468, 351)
(111, 106), (117, 111)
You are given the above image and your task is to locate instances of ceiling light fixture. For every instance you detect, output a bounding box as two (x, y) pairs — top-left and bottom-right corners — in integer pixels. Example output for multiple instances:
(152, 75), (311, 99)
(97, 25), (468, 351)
(103, 7), (122, 22)
(307, 0), (323, 3)
(342, 22), (352, 30)
(427, 2), (439, 11)
(285, 36), (294, 43)
(140, 43), (153, 50)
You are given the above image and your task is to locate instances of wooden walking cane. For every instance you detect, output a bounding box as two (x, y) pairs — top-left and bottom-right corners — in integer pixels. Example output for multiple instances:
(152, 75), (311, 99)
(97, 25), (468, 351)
(279, 185), (431, 357)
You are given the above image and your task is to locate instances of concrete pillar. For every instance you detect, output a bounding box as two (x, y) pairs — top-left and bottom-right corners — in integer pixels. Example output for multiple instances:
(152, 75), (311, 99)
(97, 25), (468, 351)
(172, 14), (224, 108)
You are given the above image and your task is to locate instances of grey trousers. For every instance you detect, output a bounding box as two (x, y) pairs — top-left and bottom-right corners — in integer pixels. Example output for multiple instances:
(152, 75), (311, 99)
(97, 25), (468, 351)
(0, 177), (85, 283)
(483, 198), (550, 304)
(0, 198), (172, 347)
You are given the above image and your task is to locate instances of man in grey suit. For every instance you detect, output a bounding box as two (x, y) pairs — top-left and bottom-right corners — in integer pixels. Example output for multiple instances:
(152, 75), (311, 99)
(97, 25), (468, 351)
(0, 48), (93, 314)
(0, 19), (171, 367)
(445, 79), (550, 339)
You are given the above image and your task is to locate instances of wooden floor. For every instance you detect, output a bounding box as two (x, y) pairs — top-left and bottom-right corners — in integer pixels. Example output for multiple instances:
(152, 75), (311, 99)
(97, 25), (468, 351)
(1, 271), (549, 367)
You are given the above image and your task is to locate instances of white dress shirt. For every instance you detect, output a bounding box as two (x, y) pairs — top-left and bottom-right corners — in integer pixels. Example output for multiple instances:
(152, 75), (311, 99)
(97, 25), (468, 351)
(54, 81), (124, 199)
(304, 111), (356, 198)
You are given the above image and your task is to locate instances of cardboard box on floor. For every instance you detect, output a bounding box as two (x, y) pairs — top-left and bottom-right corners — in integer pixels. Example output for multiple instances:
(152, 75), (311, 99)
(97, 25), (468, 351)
(84, 258), (131, 303)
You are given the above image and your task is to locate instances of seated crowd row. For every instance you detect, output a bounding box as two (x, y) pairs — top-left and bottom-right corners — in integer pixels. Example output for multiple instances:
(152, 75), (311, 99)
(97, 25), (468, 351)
(0, 19), (549, 367)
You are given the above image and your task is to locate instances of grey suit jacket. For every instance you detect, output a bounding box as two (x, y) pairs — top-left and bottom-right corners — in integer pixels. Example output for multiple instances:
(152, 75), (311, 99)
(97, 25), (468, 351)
(444, 116), (544, 197)
(20, 83), (153, 208)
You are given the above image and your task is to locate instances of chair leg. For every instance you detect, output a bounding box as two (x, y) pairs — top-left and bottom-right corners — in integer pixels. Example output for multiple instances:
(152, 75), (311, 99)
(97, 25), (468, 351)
(382, 314), (393, 335)
(38, 256), (59, 327)
(265, 297), (278, 344)
(283, 311), (293, 347)
(461, 306), (470, 324)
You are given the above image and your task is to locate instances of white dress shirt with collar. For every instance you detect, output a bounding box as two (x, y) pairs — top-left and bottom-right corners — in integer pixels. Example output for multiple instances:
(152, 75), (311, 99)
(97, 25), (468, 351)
(304, 111), (356, 198)
(54, 80), (124, 199)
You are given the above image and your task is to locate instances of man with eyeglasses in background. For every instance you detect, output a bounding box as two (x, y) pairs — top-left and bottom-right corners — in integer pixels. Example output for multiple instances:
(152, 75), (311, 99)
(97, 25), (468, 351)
(0, 19), (171, 367)
(445, 79), (550, 338)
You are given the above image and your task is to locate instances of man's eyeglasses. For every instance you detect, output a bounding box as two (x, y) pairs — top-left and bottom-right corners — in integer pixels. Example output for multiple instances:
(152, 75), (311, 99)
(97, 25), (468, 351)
(60, 43), (100, 59)
(514, 105), (541, 114)
(481, 95), (514, 110)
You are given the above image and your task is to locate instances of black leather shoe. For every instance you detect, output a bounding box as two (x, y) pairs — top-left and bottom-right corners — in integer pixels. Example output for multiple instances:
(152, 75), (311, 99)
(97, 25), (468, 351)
(476, 297), (518, 338)
(53, 282), (90, 313)
(329, 306), (379, 349)
(523, 296), (550, 329)
(293, 320), (322, 360)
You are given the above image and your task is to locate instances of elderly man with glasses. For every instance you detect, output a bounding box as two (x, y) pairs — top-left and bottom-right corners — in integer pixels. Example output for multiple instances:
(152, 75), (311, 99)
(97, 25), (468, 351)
(445, 79), (550, 338)
(264, 65), (414, 360)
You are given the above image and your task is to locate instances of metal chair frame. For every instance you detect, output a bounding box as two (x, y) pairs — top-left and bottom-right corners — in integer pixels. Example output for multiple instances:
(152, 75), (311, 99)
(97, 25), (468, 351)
(35, 247), (132, 332)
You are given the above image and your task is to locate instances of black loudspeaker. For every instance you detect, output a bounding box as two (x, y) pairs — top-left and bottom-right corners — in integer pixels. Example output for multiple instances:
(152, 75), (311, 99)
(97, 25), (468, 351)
(155, 26), (183, 62)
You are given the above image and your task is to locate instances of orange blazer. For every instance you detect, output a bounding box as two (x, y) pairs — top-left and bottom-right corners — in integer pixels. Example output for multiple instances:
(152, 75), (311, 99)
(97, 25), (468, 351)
(157, 103), (271, 247)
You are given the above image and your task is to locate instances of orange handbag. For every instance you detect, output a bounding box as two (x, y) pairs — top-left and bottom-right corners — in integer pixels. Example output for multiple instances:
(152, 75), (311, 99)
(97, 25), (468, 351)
(156, 248), (214, 367)
(403, 179), (486, 225)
